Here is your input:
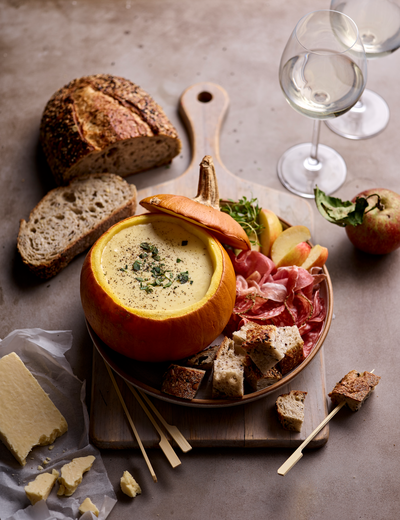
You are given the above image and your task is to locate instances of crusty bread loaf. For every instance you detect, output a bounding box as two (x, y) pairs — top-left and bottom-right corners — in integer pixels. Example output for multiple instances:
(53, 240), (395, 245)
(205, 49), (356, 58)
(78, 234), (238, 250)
(328, 370), (381, 411)
(212, 337), (245, 398)
(40, 74), (182, 185)
(161, 364), (205, 400)
(17, 173), (137, 279)
(276, 390), (307, 432)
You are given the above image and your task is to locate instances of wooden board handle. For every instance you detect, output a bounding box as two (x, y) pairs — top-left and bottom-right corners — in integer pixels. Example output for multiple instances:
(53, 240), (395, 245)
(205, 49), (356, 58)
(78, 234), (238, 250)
(179, 82), (231, 181)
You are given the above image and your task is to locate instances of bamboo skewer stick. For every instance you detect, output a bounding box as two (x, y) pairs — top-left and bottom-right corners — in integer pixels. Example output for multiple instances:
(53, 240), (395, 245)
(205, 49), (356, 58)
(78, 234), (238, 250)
(104, 361), (157, 483)
(277, 401), (345, 476)
(136, 388), (192, 453)
(278, 370), (375, 476)
(127, 383), (181, 468)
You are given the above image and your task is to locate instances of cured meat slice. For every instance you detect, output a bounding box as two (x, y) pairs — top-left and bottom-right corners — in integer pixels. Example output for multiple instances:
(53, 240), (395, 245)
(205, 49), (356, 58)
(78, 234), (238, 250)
(226, 250), (327, 360)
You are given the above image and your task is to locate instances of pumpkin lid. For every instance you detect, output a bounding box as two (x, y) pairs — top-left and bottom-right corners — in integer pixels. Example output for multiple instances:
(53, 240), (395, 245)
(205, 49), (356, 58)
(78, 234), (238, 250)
(139, 156), (251, 251)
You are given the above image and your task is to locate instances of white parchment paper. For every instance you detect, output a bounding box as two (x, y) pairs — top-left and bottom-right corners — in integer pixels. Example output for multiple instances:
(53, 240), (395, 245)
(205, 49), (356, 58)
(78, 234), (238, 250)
(0, 329), (117, 520)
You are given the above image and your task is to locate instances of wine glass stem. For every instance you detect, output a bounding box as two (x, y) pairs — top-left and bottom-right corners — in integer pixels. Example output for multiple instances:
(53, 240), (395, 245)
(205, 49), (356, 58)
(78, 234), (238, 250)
(305, 119), (322, 171)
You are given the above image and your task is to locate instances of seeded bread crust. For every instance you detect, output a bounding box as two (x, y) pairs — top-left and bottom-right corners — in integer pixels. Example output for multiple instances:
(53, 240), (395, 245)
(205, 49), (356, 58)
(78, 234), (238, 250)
(328, 370), (381, 411)
(17, 173), (137, 279)
(161, 364), (205, 400)
(40, 74), (182, 185)
(276, 390), (307, 432)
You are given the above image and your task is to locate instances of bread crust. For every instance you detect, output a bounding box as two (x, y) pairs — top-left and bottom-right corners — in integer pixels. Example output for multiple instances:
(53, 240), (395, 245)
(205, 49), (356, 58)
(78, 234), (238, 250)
(17, 174), (137, 279)
(328, 370), (381, 411)
(40, 74), (181, 185)
(161, 364), (205, 400)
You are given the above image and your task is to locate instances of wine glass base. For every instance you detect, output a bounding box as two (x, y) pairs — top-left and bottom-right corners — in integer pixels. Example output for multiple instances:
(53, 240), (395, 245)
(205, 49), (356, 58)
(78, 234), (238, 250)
(324, 89), (390, 140)
(277, 143), (347, 198)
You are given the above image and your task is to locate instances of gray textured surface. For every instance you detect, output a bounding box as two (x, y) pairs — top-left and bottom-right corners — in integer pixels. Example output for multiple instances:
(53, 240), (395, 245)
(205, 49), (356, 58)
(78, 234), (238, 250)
(1, 0), (399, 518)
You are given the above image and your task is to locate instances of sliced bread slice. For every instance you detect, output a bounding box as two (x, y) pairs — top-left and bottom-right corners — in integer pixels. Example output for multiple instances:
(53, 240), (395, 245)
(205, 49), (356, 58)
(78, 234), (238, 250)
(17, 173), (137, 279)
(328, 370), (381, 411)
(212, 337), (245, 399)
(276, 390), (307, 432)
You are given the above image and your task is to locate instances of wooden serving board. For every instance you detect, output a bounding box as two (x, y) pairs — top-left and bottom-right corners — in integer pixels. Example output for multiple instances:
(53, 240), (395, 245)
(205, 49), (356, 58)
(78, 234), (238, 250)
(89, 82), (328, 449)
(90, 346), (328, 448)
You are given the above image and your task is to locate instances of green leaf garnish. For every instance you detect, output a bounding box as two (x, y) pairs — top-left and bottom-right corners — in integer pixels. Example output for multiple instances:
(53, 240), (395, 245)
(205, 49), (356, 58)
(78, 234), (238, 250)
(220, 196), (264, 238)
(133, 260), (142, 271)
(314, 186), (369, 227)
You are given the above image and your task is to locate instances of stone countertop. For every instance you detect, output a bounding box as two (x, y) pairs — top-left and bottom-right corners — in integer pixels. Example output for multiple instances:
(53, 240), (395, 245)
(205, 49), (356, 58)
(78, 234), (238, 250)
(1, 0), (399, 518)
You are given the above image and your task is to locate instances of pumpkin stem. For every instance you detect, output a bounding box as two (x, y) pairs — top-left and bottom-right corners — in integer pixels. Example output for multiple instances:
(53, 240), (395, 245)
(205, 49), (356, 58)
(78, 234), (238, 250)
(193, 155), (220, 210)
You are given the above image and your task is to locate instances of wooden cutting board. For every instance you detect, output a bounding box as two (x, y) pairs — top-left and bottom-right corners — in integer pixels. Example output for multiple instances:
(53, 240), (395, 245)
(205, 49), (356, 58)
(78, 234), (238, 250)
(89, 82), (328, 449)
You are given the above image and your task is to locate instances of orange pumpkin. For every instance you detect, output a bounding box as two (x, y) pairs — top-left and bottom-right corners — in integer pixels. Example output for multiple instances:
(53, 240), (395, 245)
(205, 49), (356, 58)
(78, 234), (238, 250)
(80, 212), (237, 362)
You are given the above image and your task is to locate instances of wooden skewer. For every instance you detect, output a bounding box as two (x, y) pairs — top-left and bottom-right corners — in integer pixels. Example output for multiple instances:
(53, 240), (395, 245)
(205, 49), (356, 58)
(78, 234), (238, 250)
(277, 401), (345, 476)
(137, 388), (192, 453)
(278, 369), (375, 476)
(127, 383), (181, 468)
(104, 361), (157, 483)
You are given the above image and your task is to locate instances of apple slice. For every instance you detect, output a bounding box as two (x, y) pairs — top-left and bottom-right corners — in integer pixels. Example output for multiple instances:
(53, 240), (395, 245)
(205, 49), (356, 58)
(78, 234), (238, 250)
(249, 231), (261, 252)
(300, 244), (328, 270)
(275, 241), (311, 268)
(271, 225), (311, 267)
(258, 209), (283, 257)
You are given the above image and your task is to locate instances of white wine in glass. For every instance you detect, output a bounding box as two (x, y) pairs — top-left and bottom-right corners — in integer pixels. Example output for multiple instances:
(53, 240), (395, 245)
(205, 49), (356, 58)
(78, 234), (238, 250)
(277, 10), (367, 198)
(325, 0), (400, 139)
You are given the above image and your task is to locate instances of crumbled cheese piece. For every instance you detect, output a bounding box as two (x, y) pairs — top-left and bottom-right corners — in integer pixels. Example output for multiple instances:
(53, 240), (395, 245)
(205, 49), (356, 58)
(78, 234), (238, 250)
(57, 455), (95, 496)
(79, 497), (99, 517)
(0, 352), (68, 466)
(37, 465), (44, 471)
(120, 471), (141, 497)
(25, 469), (59, 505)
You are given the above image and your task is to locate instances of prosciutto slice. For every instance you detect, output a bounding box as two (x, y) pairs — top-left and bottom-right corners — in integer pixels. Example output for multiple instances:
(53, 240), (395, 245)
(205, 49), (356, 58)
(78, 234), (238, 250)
(226, 250), (327, 359)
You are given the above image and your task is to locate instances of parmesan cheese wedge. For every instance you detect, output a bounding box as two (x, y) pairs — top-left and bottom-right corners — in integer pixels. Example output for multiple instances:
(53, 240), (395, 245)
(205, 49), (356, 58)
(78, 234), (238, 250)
(57, 455), (96, 496)
(120, 470), (142, 497)
(0, 352), (68, 466)
(79, 497), (99, 517)
(25, 469), (59, 505)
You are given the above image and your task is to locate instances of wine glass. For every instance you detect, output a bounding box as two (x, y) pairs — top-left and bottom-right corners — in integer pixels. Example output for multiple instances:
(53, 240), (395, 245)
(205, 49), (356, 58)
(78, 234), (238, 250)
(325, 0), (400, 140)
(277, 10), (367, 198)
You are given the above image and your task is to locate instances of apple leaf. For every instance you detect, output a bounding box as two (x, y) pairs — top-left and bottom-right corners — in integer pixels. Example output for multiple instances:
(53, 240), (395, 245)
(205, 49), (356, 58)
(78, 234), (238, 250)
(314, 186), (369, 227)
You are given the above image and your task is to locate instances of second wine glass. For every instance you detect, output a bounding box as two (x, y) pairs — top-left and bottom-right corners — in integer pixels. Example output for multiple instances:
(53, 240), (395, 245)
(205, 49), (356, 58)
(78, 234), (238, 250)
(325, 0), (400, 140)
(277, 10), (367, 198)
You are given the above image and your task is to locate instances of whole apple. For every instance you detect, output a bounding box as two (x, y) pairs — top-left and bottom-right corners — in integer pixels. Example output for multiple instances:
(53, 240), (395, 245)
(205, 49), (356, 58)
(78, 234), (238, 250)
(345, 188), (400, 255)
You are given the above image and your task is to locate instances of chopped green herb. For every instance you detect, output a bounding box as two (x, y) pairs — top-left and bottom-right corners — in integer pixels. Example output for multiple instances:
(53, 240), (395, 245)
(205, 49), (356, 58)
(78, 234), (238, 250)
(133, 260), (142, 271)
(176, 258), (182, 263)
(181, 240), (188, 246)
(177, 271), (190, 284)
(220, 196), (264, 239)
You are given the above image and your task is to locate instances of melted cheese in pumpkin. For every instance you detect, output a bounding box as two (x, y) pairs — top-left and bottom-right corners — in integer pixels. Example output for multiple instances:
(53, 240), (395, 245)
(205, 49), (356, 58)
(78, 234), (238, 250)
(101, 221), (213, 311)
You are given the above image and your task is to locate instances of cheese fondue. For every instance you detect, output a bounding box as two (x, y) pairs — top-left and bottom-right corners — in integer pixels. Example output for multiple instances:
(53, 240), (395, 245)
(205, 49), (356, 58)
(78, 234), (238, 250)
(101, 221), (214, 311)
